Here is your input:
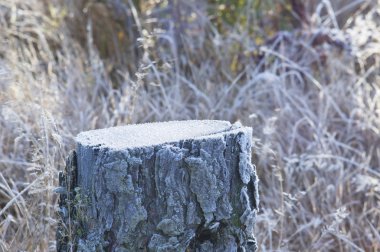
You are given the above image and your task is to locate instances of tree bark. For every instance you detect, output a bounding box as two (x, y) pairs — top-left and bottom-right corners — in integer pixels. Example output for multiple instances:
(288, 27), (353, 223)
(57, 120), (259, 251)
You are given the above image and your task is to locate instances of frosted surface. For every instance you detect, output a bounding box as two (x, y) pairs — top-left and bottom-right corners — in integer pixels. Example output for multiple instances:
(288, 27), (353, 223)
(76, 120), (236, 149)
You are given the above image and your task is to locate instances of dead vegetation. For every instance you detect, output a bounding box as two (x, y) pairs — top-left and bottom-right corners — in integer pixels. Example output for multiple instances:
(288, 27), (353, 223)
(0, 0), (379, 251)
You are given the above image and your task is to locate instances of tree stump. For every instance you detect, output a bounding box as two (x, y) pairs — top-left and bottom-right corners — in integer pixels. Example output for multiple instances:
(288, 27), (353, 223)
(57, 120), (259, 251)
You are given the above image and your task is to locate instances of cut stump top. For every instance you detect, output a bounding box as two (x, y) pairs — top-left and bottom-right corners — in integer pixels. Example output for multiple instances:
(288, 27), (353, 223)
(76, 120), (244, 150)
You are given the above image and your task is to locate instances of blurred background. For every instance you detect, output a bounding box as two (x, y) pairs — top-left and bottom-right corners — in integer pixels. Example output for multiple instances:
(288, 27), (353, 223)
(0, 0), (379, 251)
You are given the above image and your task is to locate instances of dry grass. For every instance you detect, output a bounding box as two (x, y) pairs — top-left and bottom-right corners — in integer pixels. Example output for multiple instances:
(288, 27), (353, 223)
(0, 0), (379, 251)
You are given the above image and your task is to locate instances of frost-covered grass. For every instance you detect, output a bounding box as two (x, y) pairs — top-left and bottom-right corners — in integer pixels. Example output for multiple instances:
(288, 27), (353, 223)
(0, 0), (379, 251)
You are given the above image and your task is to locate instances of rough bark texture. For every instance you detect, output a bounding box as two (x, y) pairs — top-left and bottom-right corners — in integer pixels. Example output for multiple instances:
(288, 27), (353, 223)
(57, 120), (259, 251)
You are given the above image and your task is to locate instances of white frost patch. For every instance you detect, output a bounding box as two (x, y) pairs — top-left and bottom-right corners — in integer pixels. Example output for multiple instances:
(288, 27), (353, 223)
(76, 120), (238, 149)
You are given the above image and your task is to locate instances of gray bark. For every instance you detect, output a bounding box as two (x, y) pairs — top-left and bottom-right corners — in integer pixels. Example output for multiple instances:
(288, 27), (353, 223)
(57, 120), (259, 251)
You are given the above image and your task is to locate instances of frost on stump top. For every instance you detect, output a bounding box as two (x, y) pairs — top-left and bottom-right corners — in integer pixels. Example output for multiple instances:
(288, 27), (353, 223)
(76, 120), (234, 149)
(58, 120), (259, 252)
